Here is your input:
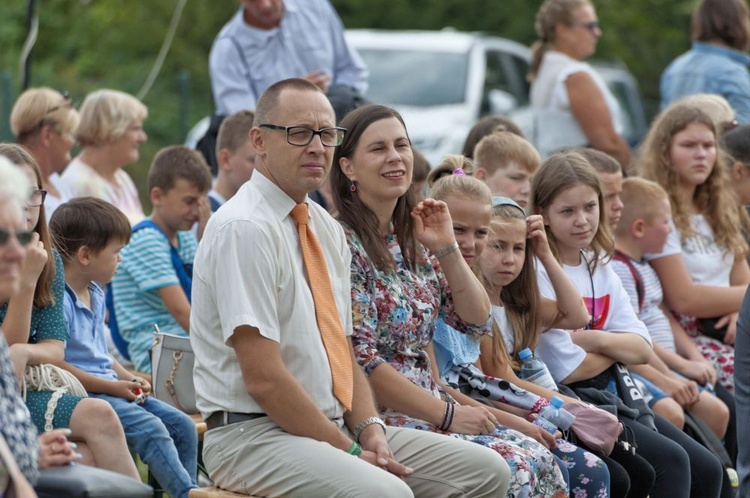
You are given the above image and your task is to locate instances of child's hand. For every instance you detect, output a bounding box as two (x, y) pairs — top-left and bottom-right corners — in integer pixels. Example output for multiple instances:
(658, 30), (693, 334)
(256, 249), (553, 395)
(569, 329), (604, 353)
(411, 199), (456, 253)
(680, 358), (716, 387)
(196, 196), (212, 241)
(110, 380), (144, 401)
(19, 232), (47, 290)
(133, 376), (152, 395)
(527, 215), (553, 262)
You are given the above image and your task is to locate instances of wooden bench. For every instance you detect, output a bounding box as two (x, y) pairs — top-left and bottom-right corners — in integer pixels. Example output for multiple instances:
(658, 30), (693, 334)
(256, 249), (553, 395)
(189, 487), (258, 497)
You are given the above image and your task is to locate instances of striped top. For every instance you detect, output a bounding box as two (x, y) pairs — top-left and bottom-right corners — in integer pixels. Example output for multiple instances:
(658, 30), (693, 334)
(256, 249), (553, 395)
(111, 225), (197, 372)
(611, 256), (675, 352)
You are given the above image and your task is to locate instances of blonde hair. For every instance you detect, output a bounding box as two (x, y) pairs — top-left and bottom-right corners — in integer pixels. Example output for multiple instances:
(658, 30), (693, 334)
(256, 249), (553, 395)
(474, 132), (541, 175)
(481, 204), (544, 367)
(427, 154), (474, 187)
(428, 156), (491, 206)
(529, 0), (592, 80)
(11, 87), (80, 142)
(677, 94), (734, 130)
(75, 89), (148, 146)
(638, 103), (748, 257)
(615, 177), (670, 237)
(531, 151), (614, 270)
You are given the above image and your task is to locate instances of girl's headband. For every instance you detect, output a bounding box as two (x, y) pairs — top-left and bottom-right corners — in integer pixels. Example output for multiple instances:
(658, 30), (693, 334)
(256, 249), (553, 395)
(491, 196), (525, 215)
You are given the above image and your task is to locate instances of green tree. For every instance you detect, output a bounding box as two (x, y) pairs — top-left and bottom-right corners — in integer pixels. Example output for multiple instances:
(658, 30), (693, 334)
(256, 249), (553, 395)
(0, 0), (700, 204)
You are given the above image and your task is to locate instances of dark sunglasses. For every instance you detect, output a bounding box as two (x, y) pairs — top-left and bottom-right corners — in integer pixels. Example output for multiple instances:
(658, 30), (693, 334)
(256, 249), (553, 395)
(0, 228), (34, 247)
(44, 91), (73, 116)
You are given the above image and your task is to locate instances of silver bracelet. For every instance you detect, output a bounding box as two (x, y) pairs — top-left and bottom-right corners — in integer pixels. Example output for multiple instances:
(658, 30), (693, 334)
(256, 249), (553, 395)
(353, 417), (386, 443)
(432, 241), (459, 259)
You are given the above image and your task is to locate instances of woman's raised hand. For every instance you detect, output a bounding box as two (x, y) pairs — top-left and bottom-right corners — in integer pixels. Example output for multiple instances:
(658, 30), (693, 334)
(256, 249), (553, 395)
(19, 232), (47, 289)
(411, 199), (455, 253)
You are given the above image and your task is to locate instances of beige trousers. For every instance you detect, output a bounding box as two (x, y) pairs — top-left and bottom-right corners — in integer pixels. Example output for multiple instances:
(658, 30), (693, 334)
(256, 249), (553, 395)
(203, 417), (511, 497)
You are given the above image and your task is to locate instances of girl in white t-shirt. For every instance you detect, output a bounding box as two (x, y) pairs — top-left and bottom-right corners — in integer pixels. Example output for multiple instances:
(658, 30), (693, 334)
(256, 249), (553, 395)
(531, 151), (725, 498)
(640, 103), (750, 392)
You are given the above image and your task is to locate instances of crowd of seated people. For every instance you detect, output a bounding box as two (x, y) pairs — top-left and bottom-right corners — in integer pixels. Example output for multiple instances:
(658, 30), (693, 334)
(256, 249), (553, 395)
(3, 0), (750, 497)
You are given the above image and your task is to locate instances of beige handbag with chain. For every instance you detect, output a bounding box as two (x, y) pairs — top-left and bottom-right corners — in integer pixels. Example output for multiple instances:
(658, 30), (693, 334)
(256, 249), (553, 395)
(150, 330), (198, 414)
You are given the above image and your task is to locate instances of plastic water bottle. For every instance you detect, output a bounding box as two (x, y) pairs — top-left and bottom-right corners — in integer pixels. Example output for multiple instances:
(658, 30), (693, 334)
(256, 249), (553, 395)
(518, 348), (558, 392)
(534, 396), (576, 434)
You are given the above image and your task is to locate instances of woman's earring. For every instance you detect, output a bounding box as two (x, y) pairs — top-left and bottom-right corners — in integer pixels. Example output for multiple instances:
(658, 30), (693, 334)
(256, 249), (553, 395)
(350, 181), (357, 192)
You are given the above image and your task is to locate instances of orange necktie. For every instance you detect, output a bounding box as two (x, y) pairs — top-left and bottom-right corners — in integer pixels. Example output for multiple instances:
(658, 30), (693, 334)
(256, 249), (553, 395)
(291, 203), (354, 411)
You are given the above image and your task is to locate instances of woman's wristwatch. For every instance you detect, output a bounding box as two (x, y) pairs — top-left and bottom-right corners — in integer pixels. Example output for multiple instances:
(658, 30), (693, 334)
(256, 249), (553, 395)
(353, 417), (387, 443)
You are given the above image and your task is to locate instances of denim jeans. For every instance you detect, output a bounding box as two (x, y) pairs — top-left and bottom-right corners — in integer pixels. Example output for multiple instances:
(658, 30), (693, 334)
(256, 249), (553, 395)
(92, 394), (198, 498)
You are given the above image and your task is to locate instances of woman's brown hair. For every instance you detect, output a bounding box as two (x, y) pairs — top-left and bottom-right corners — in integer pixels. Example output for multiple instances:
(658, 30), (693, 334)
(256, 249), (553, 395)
(531, 151), (614, 271)
(331, 104), (418, 271)
(692, 0), (750, 51)
(0, 143), (56, 308)
(638, 103), (749, 258)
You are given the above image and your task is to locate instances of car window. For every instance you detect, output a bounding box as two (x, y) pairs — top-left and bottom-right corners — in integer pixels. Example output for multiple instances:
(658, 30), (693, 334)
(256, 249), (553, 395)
(356, 48), (468, 106)
(482, 51), (513, 113)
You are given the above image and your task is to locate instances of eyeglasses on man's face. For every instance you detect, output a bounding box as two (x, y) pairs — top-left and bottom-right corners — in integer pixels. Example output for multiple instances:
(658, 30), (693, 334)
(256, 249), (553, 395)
(259, 124), (346, 147)
(27, 189), (47, 208)
(0, 228), (34, 247)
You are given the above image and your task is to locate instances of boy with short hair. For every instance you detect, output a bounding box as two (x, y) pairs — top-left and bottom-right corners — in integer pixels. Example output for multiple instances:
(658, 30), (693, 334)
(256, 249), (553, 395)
(473, 131), (540, 209)
(611, 177), (730, 439)
(49, 197), (198, 498)
(210, 110), (255, 211)
(111, 146), (212, 372)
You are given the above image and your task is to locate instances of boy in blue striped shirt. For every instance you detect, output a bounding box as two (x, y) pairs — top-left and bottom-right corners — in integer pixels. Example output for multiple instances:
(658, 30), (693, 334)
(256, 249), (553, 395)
(111, 146), (212, 373)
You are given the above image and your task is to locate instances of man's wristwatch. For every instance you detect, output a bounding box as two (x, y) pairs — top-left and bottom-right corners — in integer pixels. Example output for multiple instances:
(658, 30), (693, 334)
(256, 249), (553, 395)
(353, 417), (387, 443)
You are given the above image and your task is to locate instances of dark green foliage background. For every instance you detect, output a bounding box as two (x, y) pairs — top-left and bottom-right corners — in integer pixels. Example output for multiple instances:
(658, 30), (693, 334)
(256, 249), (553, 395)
(0, 1), (699, 204)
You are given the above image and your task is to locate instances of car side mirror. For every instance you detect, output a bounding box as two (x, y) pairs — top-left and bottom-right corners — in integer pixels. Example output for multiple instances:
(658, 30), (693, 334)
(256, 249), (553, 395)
(487, 89), (517, 115)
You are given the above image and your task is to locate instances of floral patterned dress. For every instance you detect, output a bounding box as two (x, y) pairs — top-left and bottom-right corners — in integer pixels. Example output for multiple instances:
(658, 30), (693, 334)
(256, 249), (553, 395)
(346, 229), (568, 498)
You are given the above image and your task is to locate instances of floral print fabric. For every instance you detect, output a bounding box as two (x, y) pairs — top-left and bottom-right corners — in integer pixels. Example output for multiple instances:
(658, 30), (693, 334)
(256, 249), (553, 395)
(346, 229), (568, 497)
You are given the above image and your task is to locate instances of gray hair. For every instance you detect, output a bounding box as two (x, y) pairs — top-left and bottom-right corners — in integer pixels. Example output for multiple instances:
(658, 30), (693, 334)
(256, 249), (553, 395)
(0, 155), (30, 219)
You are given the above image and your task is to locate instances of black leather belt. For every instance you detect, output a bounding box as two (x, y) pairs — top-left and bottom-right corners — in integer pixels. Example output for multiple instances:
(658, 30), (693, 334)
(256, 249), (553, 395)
(205, 411), (266, 431)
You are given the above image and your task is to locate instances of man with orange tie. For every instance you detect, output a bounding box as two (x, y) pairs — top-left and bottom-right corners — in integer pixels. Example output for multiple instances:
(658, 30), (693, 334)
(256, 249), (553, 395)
(190, 78), (510, 497)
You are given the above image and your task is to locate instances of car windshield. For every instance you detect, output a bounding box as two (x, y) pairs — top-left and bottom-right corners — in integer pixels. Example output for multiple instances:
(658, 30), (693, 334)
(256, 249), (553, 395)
(357, 48), (468, 106)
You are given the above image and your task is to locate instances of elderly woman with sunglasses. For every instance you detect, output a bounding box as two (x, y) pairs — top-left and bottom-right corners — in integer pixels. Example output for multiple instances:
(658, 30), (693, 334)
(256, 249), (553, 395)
(529, 0), (632, 172)
(11, 88), (80, 221)
(0, 143), (140, 481)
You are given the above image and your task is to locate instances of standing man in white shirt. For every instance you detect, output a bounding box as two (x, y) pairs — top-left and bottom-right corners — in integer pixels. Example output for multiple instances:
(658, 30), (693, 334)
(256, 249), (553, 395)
(190, 78), (510, 497)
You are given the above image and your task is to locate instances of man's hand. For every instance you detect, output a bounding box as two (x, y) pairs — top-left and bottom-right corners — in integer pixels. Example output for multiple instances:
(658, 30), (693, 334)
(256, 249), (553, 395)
(357, 425), (413, 478)
(303, 70), (331, 93)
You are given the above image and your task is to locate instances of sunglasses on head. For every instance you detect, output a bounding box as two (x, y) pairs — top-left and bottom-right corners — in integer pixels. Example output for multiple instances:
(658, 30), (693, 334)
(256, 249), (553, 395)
(0, 228), (34, 247)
